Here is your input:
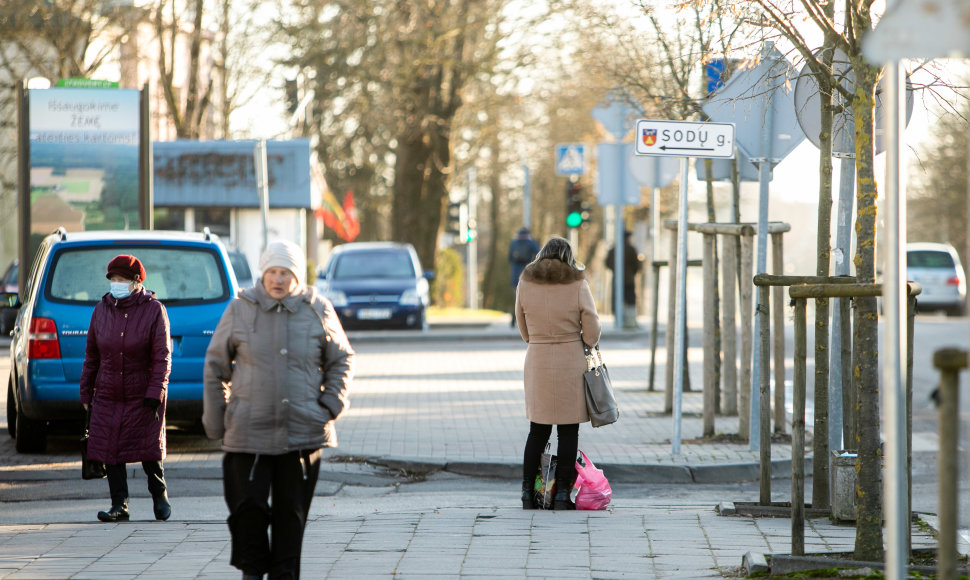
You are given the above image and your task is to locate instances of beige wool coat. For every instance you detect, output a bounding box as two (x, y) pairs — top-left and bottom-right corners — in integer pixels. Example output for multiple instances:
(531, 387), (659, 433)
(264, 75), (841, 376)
(515, 259), (602, 425)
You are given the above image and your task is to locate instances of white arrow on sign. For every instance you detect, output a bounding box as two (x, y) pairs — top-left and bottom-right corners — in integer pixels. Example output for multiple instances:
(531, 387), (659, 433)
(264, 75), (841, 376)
(634, 119), (735, 159)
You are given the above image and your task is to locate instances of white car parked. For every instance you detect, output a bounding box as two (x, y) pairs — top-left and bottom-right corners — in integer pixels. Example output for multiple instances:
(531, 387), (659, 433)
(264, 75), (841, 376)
(907, 242), (967, 316)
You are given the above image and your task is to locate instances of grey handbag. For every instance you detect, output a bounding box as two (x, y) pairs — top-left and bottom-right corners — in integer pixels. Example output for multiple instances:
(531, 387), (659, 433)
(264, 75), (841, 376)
(583, 343), (619, 427)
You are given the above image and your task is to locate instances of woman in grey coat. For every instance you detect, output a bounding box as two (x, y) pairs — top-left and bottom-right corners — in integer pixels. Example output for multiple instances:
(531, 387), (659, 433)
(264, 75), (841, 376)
(203, 241), (354, 580)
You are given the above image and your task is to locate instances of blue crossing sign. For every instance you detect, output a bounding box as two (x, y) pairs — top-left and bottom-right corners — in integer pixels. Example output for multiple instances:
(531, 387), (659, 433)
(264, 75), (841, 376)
(555, 143), (586, 176)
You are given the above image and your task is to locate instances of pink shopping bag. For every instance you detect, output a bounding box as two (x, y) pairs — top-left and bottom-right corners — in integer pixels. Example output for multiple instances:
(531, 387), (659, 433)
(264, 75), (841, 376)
(571, 450), (612, 510)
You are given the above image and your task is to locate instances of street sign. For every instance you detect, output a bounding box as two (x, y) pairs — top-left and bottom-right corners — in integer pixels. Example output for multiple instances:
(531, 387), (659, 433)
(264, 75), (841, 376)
(629, 149), (680, 188)
(591, 91), (639, 140)
(864, 0), (970, 60)
(634, 119), (735, 159)
(695, 153), (765, 182)
(555, 143), (586, 176)
(596, 143), (641, 205)
(793, 47), (913, 156)
(702, 44), (804, 163)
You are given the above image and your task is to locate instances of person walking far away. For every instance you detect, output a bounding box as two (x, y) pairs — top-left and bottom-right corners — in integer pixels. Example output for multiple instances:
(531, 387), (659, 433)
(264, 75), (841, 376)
(508, 226), (540, 327)
(515, 236), (602, 510)
(606, 230), (644, 329)
(203, 240), (354, 580)
(80, 254), (173, 523)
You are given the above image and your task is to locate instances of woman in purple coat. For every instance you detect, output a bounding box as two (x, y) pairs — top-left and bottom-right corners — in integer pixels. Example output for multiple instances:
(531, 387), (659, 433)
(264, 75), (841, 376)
(80, 254), (172, 523)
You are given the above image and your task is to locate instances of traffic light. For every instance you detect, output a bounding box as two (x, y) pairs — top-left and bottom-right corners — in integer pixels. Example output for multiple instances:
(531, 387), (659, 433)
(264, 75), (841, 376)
(445, 201), (469, 242)
(566, 181), (584, 228)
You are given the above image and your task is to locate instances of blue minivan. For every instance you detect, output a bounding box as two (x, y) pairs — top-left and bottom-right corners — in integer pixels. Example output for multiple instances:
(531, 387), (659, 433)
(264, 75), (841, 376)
(4, 228), (239, 453)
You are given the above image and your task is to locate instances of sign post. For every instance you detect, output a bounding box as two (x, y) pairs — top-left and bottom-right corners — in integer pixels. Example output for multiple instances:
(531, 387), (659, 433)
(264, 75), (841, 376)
(635, 118), (735, 454)
(592, 95), (638, 330)
(702, 43), (805, 451)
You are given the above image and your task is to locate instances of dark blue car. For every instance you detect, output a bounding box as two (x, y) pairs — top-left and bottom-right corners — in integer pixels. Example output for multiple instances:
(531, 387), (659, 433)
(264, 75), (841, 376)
(316, 242), (433, 331)
(4, 228), (238, 453)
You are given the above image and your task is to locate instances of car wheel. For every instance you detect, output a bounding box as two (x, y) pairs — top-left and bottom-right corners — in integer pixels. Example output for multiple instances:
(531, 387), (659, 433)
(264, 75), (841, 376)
(14, 398), (47, 453)
(6, 379), (15, 438)
(946, 304), (966, 317)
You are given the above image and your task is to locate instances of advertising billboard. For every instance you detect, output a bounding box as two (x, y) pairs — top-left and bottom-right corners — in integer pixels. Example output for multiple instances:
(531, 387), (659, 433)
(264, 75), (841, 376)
(23, 87), (144, 268)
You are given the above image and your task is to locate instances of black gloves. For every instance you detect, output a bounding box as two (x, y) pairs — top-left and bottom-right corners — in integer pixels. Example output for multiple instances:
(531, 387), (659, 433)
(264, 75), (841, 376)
(143, 397), (161, 421)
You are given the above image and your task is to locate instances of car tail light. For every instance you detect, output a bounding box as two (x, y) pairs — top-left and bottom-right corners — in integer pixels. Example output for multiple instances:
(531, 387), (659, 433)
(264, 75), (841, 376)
(28, 317), (61, 359)
(946, 276), (961, 286)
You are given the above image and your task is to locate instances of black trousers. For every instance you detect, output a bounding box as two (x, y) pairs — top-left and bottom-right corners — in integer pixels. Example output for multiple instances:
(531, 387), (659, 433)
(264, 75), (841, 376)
(223, 450), (321, 579)
(522, 422), (579, 485)
(106, 461), (166, 506)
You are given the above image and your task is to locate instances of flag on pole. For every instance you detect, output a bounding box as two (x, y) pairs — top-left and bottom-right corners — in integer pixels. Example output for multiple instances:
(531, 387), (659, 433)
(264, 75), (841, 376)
(316, 189), (360, 242)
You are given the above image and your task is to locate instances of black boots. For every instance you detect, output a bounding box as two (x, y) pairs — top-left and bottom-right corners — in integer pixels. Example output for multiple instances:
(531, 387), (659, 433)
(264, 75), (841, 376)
(153, 491), (172, 521)
(97, 503), (130, 522)
(521, 480), (538, 509)
(553, 479), (575, 511)
(96, 495), (170, 522)
(523, 479), (574, 510)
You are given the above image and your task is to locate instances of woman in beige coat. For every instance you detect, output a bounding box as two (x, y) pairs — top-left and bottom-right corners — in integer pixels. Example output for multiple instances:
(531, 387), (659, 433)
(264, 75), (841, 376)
(515, 237), (602, 510)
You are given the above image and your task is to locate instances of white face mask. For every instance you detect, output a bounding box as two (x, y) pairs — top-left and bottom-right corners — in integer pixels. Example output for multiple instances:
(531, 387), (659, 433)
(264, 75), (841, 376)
(109, 281), (132, 299)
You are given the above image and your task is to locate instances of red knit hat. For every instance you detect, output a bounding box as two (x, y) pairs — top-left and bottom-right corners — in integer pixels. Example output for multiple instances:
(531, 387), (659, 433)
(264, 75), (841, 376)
(106, 254), (146, 283)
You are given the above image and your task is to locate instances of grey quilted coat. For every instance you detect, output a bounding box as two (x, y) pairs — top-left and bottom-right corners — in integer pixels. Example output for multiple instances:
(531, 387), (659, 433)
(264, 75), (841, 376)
(202, 282), (354, 454)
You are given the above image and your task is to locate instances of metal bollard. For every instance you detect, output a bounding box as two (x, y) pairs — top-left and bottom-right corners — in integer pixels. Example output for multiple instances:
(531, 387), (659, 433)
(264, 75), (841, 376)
(933, 347), (967, 580)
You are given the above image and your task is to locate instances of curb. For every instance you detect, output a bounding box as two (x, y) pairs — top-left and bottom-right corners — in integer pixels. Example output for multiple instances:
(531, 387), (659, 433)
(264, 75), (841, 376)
(351, 454), (804, 485)
(3, 456), (805, 486)
(346, 326), (654, 344)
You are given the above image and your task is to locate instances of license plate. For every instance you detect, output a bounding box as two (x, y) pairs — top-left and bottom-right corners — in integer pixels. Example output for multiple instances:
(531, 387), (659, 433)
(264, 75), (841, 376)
(357, 308), (392, 320)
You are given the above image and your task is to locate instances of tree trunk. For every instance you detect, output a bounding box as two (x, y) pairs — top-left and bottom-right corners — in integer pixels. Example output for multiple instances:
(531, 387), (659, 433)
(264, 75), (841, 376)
(812, 38), (836, 512)
(850, 55), (883, 563)
(391, 126), (449, 271)
(703, 160), (722, 415)
(481, 133), (505, 312)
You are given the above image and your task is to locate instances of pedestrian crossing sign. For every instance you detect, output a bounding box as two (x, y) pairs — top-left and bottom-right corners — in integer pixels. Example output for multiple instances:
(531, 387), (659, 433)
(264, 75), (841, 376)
(555, 143), (586, 176)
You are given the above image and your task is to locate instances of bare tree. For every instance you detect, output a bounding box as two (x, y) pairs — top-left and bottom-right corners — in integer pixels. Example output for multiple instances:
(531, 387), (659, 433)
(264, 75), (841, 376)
(735, 0), (885, 560)
(280, 0), (512, 269)
(153, 0), (214, 139)
(0, 1), (130, 265)
(214, 0), (275, 138)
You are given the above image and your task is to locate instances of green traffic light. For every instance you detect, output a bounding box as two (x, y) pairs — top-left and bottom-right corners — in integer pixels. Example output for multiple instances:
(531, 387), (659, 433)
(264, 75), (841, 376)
(566, 212), (583, 228)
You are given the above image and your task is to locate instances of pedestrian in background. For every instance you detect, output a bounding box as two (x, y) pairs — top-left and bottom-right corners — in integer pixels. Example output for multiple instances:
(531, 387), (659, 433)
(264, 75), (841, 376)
(515, 236), (602, 510)
(80, 254), (172, 523)
(606, 230), (644, 329)
(507, 227), (540, 327)
(203, 240), (354, 580)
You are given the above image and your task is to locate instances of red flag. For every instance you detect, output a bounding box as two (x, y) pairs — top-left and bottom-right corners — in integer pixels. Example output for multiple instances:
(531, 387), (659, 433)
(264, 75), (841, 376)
(316, 189), (349, 240)
(315, 189), (359, 242)
(341, 190), (360, 242)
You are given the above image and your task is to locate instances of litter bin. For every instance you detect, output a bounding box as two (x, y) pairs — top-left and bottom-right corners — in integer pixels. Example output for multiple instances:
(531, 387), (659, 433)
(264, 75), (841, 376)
(831, 450), (857, 522)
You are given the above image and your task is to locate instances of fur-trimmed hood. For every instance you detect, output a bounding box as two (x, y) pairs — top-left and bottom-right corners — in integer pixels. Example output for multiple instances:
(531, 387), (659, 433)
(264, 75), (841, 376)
(520, 258), (585, 285)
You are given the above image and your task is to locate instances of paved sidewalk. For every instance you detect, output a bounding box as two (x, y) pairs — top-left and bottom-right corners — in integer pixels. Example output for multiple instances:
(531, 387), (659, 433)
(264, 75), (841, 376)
(0, 501), (944, 579)
(0, 321), (958, 578)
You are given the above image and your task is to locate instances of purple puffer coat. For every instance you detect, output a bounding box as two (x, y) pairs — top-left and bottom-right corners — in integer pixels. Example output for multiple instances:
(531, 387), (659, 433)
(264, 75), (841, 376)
(79, 287), (172, 464)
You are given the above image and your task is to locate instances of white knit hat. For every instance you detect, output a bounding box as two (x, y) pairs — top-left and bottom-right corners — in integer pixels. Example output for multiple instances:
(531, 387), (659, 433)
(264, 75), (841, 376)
(258, 240), (306, 287)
